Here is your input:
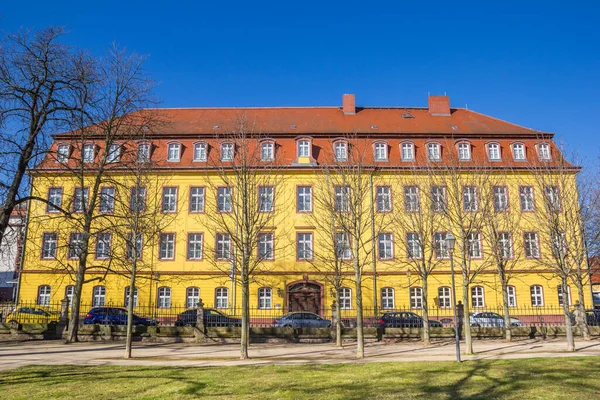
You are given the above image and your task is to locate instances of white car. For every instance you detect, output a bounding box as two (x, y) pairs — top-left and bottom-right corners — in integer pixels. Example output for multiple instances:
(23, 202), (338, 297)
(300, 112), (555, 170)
(470, 312), (522, 327)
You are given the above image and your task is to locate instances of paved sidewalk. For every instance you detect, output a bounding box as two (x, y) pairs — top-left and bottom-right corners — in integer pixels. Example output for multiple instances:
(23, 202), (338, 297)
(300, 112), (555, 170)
(0, 338), (599, 370)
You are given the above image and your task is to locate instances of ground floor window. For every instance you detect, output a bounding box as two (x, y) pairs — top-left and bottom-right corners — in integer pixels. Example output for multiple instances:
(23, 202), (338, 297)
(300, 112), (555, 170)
(471, 286), (485, 308)
(158, 286), (171, 308)
(381, 287), (395, 309)
(339, 287), (352, 310)
(410, 287), (423, 309)
(37, 285), (51, 305)
(438, 287), (451, 308)
(215, 287), (228, 309)
(530, 285), (544, 307)
(186, 287), (200, 308)
(92, 286), (106, 307)
(124, 286), (138, 308)
(258, 287), (272, 309)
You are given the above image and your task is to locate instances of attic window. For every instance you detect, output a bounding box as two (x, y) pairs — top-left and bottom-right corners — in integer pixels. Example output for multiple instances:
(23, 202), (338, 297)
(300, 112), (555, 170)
(290, 125), (297, 129)
(452, 126), (459, 131)
(402, 110), (414, 119)
(371, 125), (378, 129)
(213, 125), (220, 129)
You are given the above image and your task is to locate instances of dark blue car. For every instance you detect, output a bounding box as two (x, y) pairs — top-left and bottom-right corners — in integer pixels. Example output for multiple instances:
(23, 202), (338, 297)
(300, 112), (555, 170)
(83, 307), (157, 326)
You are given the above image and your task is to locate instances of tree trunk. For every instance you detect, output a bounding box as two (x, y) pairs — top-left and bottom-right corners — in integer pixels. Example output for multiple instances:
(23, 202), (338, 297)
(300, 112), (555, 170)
(66, 266), (86, 343)
(240, 272), (250, 360)
(125, 259), (137, 359)
(498, 268), (512, 342)
(462, 277), (473, 355)
(574, 275), (591, 340)
(562, 278), (576, 352)
(335, 291), (342, 347)
(421, 277), (430, 345)
(354, 269), (364, 359)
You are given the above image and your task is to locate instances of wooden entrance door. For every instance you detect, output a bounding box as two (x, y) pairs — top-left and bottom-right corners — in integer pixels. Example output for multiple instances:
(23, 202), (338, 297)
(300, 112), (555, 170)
(288, 282), (321, 314)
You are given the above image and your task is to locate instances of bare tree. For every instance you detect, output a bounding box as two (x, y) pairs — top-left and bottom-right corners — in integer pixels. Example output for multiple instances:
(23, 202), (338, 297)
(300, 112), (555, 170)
(199, 114), (289, 359)
(0, 27), (92, 245)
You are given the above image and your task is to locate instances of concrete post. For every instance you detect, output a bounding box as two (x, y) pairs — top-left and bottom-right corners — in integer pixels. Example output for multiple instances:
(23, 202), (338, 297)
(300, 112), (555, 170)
(60, 297), (69, 323)
(195, 299), (205, 337)
(574, 301), (585, 336)
(331, 301), (338, 341)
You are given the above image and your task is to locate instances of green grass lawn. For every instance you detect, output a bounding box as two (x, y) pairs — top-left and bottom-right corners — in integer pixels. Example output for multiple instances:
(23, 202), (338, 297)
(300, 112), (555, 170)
(1, 357), (599, 399)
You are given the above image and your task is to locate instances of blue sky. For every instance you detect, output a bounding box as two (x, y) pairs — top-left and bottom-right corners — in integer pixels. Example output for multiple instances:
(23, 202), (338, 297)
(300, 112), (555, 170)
(1, 1), (599, 168)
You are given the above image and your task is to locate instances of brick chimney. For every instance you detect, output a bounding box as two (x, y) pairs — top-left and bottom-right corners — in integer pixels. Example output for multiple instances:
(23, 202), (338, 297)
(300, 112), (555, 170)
(428, 95), (451, 116)
(342, 94), (356, 115)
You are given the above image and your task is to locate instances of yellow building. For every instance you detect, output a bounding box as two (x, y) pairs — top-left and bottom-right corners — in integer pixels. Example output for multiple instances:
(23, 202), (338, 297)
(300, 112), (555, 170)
(17, 94), (591, 319)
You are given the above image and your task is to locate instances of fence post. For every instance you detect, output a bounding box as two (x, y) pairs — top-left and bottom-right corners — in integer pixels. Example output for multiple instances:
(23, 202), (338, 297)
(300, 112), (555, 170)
(60, 297), (69, 323)
(330, 301), (338, 342)
(195, 299), (205, 340)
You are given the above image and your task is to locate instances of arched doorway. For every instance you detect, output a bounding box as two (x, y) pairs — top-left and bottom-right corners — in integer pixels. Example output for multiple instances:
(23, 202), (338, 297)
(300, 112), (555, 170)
(288, 282), (322, 314)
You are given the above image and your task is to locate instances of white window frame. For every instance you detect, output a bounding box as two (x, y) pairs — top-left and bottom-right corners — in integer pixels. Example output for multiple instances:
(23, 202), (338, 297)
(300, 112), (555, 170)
(488, 143), (501, 161)
(221, 143), (234, 161)
(217, 187), (233, 212)
(73, 187), (89, 213)
(259, 186), (274, 212)
(334, 141), (348, 161)
(186, 287), (200, 308)
(258, 233), (274, 260)
(378, 233), (393, 260)
(558, 285), (571, 306)
(410, 287), (423, 309)
(374, 142), (388, 161)
(189, 187), (205, 213)
(335, 186), (351, 212)
(335, 232), (352, 260)
(434, 232), (449, 259)
(431, 186), (446, 212)
(376, 186), (392, 212)
(57, 144), (70, 163)
(167, 143), (181, 162)
(261, 142), (275, 161)
(158, 287), (171, 308)
(467, 232), (482, 258)
(427, 143), (441, 161)
(137, 143), (150, 162)
(401, 142), (414, 161)
(65, 285), (74, 305)
(519, 186), (535, 211)
(216, 233), (231, 260)
(68, 232), (84, 259)
(544, 185), (560, 212)
(187, 233), (203, 260)
(438, 287), (451, 308)
(92, 286), (106, 307)
(407, 232), (422, 259)
(126, 233), (143, 260)
(512, 143), (526, 161)
(530, 285), (544, 307)
(524, 232), (540, 258)
(99, 187), (115, 213)
(538, 143), (551, 161)
(193, 142), (207, 162)
(37, 285), (51, 305)
(125, 286), (138, 308)
(381, 287), (395, 309)
(47, 188), (63, 213)
(95, 232), (112, 260)
(297, 233), (313, 260)
(493, 186), (509, 212)
(41, 233), (58, 259)
(340, 288), (352, 310)
(499, 232), (513, 259)
(458, 143), (471, 161)
(298, 140), (310, 157)
(297, 186), (312, 212)
(404, 186), (419, 212)
(463, 186), (478, 211)
(471, 286), (485, 308)
(258, 287), (272, 309)
(107, 144), (121, 163)
(130, 187), (146, 212)
(162, 187), (178, 213)
(507, 285), (517, 307)
(159, 233), (175, 260)
(215, 287), (228, 309)
(83, 144), (95, 163)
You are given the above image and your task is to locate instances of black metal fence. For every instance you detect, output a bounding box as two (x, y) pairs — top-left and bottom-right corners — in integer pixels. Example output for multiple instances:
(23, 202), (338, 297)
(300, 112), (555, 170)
(3, 301), (584, 329)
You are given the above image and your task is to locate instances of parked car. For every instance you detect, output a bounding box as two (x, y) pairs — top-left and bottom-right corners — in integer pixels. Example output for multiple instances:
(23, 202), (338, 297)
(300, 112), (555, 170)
(585, 310), (600, 326)
(83, 307), (158, 326)
(377, 312), (443, 328)
(272, 312), (331, 328)
(470, 312), (522, 327)
(5, 306), (60, 328)
(175, 308), (242, 327)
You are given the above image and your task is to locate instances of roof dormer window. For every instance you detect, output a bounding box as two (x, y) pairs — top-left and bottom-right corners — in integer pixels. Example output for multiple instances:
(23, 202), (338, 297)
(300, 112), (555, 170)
(374, 141), (388, 161)
(107, 143), (121, 163)
(193, 142), (207, 162)
(487, 142), (501, 161)
(83, 144), (95, 163)
(261, 141), (275, 161)
(457, 142), (471, 161)
(401, 142), (415, 161)
(57, 144), (70, 163)
(512, 142), (526, 161)
(137, 143), (151, 162)
(167, 143), (181, 162)
(537, 143), (551, 161)
(298, 139), (311, 158)
(221, 142), (234, 161)
(334, 141), (348, 162)
(427, 142), (441, 161)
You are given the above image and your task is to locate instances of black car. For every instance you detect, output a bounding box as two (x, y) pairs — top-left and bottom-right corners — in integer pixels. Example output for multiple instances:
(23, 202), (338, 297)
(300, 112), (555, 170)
(377, 312), (443, 328)
(585, 309), (600, 326)
(83, 307), (157, 326)
(175, 308), (242, 327)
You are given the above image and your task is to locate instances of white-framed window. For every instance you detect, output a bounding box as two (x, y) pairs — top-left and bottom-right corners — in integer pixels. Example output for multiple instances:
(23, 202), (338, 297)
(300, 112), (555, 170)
(544, 185), (560, 212)
(215, 287), (228, 309)
(298, 140), (310, 157)
(37, 285), (51, 305)
(463, 186), (478, 211)
(95, 232), (112, 259)
(193, 142), (207, 162)
(186, 287), (200, 308)
(65, 285), (74, 304)
(334, 141), (348, 161)
(259, 186), (274, 212)
(401, 142), (414, 161)
(493, 186), (509, 212)
(507, 285), (517, 307)
(378, 233), (393, 260)
(530, 285), (544, 307)
(512, 143), (526, 161)
(216, 233), (231, 260)
(381, 287), (395, 309)
(126, 233), (143, 260)
(297, 233), (313, 260)
(167, 143), (181, 161)
(92, 285), (106, 307)
(427, 143), (441, 161)
(488, 143), (501, 161)
(137, 143), (150, 162)
(83, 144), (95, 163)
(467, 232), (482, 258)
(434, 232), (449, 259)
(334, 186), (351, 212)
(376, 186), (391, 212)
(499, 232), (513, 259)
(161, 187), (178, 212)
(431, 186), (446, 212)
(221, 143), (234, 161)
(374, 142), (388, 161)
(524, 232), (540, 258)
(519, 186), (534, 211)
(258, 233), (274, 260)
(68, 232), (84, 259)
(471, 286), (485, 308)
(407, 232), (422, 259)
(107, 143), (121, 163)
(261, 142), (275, 161)
(339, 287), (352, 310)
(159, 233), (175, 260)
(297, 186), (312, 212)
(538, 143), (551, 161)
(189, 187), (205, 213)
(551, 231), (566, 259)
(73, 187), (89, 213)
(99, 187), (115, 213)
(130, 187), (146, 212)
(404, 186), (419, 212)
(57, 144), (70, 162)
(558, 285), (571, 306)
(158, 287), (171, 308)
(125, 287), (138, 308)
(258, 287), (272, 309)
(47, 187), (63, 213)
(438, 287), (451, 308)
(41, 233), (58, 259)
(335, 232), (352, 260)
(217, 187), (232, 212)
(410, 287), (423, 309)
(187, 233), (203, 260)
(458, 143), (471, 160)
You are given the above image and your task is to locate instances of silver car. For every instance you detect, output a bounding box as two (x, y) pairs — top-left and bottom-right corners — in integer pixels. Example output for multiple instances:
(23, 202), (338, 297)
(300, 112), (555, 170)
(470, 312), (522, 327)
(273, 312), (331, 328)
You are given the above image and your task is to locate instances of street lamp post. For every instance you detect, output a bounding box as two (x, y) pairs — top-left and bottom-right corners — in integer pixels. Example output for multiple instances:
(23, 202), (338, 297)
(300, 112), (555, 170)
(446, 233), (461, 363)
